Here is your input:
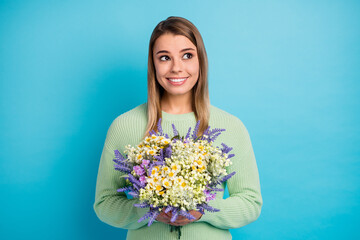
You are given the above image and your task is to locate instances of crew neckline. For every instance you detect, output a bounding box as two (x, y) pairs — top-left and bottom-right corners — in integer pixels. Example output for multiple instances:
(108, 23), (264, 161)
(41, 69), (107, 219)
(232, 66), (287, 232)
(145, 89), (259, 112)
(161, 110), (195, 121)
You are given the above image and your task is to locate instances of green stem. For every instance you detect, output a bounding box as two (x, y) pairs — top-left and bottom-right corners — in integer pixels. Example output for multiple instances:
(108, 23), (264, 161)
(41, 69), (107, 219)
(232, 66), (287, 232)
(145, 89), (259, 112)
(169, 225), (182, 239)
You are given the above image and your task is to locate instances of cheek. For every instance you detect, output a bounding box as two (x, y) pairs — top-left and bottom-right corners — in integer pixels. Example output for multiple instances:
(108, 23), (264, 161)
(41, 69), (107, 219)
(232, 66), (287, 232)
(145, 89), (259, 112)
(154, 62), (170, 77)
(188, 61), (200, 76)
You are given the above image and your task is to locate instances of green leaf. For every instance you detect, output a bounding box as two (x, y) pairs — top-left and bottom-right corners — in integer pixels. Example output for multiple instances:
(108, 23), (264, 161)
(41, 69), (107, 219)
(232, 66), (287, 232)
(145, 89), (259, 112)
(171, 135), (180, 141)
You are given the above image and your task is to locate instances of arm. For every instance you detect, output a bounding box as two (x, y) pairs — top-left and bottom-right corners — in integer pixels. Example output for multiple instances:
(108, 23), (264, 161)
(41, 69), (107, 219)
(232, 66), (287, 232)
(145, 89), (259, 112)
(93, 119), (150, 229)
(197, 119), (263, 229)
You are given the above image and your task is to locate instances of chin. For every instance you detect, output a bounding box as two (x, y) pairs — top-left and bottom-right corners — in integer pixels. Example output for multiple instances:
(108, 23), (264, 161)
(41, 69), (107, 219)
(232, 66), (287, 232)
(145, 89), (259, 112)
(166, 89), (192, 96)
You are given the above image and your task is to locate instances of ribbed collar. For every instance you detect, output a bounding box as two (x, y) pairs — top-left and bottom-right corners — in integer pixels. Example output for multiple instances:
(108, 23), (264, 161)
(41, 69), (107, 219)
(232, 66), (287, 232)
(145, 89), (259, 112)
(161, 110), (196, 122)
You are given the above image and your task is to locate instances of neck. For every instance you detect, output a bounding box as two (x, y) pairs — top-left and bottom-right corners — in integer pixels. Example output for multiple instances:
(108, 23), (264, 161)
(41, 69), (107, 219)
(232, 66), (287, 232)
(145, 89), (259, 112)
(161, 92), (193, 114)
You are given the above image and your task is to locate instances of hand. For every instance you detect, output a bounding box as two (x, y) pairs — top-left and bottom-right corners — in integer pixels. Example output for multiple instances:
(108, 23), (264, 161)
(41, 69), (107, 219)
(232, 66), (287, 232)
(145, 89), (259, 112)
(154, 208), (174, 224)
(169, 210), (202, 226)
(152, 208), (202, 226)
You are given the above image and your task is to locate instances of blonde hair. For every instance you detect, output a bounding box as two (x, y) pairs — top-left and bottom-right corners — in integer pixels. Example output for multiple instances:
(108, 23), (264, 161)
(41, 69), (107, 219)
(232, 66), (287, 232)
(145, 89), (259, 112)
(143, 16), (210, 140)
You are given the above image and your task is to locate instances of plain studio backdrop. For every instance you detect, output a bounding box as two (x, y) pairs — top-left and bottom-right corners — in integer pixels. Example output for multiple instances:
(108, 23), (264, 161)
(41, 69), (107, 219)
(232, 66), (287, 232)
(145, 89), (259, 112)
(0, 0), (359, 239)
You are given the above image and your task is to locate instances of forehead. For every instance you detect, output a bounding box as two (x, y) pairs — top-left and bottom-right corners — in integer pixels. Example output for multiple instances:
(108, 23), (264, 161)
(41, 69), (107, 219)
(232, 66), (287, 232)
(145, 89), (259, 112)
(153, 33), (196, 52)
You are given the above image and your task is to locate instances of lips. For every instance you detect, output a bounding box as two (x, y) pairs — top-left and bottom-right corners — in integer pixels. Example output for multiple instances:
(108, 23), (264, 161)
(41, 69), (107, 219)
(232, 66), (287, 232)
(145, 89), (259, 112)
(166, 77), (188, 86)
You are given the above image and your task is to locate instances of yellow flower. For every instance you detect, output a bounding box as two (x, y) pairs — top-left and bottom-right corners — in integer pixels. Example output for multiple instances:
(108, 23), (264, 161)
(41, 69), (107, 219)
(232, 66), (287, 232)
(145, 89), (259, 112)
(162, 178), (172, 188)
(162, 166), (170, 176)
(168, 171), (176, 178)
(175, 176), (184, 185)
(171, 163), (179, 172)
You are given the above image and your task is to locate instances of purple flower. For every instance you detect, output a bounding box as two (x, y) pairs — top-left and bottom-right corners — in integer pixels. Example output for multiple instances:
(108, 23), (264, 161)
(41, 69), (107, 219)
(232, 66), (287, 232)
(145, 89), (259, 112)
(185, 127), (192, 139)
(133, 165), (145, 176)
(141, 159), (150, 168)
(192, 120), (200, 139)
(157, 118), (164, 136)
(139, 175), (147, 184)
(204, 190), (216, 201)
(172, 123), (179, 137)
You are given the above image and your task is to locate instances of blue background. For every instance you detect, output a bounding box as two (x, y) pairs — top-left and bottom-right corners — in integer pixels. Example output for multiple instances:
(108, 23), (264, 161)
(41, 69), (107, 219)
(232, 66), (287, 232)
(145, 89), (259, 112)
(1, 0), (359, 239)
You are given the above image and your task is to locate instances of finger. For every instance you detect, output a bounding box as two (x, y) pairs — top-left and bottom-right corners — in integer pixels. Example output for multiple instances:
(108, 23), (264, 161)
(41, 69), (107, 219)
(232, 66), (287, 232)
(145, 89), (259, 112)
(170, 221), (189, 226)
(159, 212), (169, 217)
(156, 215), (169, 222)
(170, 218), (193, 225)
(164, 214), (187, 221)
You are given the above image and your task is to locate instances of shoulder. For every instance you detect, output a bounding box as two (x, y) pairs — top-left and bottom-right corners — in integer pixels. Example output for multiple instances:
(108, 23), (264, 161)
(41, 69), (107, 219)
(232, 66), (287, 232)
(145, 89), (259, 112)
(209, 104), (247, 132)
(105, 103), (147, 147)
(116, 102), (147, 121)
(110, 102), (147, 129)
(209, 105), (254, 152)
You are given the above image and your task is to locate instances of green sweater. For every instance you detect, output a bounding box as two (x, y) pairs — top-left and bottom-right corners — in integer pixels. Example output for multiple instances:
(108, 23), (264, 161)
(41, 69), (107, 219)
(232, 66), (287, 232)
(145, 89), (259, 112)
(93, 102), (262, 240)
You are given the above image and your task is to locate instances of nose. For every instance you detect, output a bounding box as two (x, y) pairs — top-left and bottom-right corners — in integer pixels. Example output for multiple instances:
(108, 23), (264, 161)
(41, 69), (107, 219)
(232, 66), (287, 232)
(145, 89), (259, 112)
(171, 58), (183, 73)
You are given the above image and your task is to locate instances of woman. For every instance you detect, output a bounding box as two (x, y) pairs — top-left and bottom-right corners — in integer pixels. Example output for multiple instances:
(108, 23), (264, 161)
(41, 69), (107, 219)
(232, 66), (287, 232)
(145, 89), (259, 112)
(94, 16), (262, 240)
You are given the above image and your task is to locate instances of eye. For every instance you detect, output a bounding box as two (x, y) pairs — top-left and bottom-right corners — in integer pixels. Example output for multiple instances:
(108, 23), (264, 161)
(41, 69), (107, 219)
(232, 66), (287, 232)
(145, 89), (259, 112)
(183, 53), (193, 59)
(159, 55), (170, 61)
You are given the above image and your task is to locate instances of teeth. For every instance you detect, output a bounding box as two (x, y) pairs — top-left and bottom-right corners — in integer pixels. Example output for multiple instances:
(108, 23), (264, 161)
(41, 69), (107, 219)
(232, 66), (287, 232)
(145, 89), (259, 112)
(168, 78), (187, 82)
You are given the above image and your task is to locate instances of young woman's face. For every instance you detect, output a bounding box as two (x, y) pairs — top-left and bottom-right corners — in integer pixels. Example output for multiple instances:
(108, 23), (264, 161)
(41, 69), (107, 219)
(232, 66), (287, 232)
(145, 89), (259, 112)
(153, 33), (199, 97)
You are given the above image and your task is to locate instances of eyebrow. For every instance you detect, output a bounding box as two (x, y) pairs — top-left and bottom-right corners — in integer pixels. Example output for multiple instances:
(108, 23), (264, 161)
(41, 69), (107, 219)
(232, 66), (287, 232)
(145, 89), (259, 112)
(155, 48), (196, 55)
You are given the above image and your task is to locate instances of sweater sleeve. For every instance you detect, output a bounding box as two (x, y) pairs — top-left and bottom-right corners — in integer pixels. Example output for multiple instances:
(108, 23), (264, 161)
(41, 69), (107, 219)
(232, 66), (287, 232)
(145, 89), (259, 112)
(196, 119), (263, 229)
(93, 118), (150, 230)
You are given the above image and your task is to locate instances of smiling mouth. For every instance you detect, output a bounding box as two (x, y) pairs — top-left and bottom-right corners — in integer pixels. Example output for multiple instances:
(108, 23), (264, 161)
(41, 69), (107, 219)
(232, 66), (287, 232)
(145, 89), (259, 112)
(166, 77), (189, 82)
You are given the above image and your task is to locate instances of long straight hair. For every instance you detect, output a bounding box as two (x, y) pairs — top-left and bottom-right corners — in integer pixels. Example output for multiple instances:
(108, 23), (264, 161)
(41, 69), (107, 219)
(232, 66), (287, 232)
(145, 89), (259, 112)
(143, 16), (210, 140)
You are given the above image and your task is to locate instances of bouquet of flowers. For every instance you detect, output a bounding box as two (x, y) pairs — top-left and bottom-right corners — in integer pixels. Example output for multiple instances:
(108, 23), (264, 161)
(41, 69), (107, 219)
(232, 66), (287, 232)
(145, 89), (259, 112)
(113, 119), (235, 238)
